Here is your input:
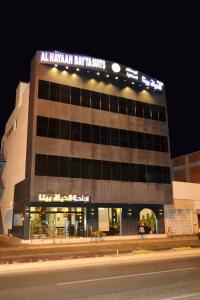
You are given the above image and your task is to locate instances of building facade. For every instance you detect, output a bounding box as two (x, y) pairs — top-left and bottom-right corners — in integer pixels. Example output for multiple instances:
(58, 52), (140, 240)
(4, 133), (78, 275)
(0, 51), (172, 239)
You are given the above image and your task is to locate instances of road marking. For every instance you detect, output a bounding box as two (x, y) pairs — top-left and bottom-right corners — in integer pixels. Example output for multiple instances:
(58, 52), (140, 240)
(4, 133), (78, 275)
(56, 267), (194, 286)
(160, 291), (200, 299)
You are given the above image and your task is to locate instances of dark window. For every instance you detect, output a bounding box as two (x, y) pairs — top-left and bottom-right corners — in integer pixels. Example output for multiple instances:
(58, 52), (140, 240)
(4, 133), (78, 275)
(91, 160), (101, 179)
(59, 156), (69, 177)
(145, 134), (153, 151)
(81, 159), (91, 179)
(143, 103), (151, 119)
(59, 120), (70, 140)
(118, 98), (127, 114)
(91, 91), (100, 109)
(48, 118), (59, 138)
(110, 95), (118, 113)
(81, 89), (90, 107)
(146, 165), (155, 182)
(81, 124), (91, 142)
(47, 155), (59, 177)
(160, 136), (168, 152)
(110, 128), (119, 146)
(135, 101), (144, 118)
(111, 162), (121, 181)
(60, 84), (70, 104)
(38, 80), (49, 100)
(101, 93), (109, 111)
(71, 87), (80, 105)
(71, 122), (80, 141)
(151, 104), (159, 120)
(152, 135), (160, 151)
(101, 127), (110, 145)
(49, 82), (60, 101)
(162, 167), (171, 183)
(126, 99), (135, 115)
(159, 106), (166, 121)
(138, 164), (146, 182)
(70, 157), (81, 178)
(137, 132), (145, 149)
(35, 154), (47, 176)
(120, 129), (129, 147)
(121, 163), (130, 181)
(101, 161), (111, 180)
(91, 125), (101, 144)
(128, 131), (137, 148)
(37, 116), (48, 137)
(130, 164), (138, 182)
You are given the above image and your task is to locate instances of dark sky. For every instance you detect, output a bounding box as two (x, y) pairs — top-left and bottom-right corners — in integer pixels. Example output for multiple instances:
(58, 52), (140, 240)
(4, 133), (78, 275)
(0, 3), (199, 158)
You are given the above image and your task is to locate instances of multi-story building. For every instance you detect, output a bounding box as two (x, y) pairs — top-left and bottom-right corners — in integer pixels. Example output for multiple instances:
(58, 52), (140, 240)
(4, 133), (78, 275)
(0, 51), (172, 239)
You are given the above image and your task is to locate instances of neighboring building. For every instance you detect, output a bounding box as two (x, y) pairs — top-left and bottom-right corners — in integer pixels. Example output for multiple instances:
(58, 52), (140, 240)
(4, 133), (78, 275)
(0, 51), (172, 239)
(172, 151), (200, 183)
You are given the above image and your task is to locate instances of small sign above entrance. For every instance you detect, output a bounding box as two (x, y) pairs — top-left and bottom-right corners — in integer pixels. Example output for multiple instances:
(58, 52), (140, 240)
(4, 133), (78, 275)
(38, 194), (90, 202)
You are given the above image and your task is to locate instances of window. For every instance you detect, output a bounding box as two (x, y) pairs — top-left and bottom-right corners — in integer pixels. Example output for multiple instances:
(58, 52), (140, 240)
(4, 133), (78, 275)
(160, 136), (168, 152)
(59, 120), (70, 140)
(110, 128), (119, 146)
(101, 93), (109, 111)
(162, 167), (171, 183)
(111, 162), (121, 180)
(130, 164), (138, 182)
(91, 160), (101, 179)
(128, 131), (137, 148)
(48, 118), (59, 138)
(110, 95), (118, 113)
(145, 134), (153, 151)
(81, 124), (91, 142)
(81, 89), (90, 107)
(59, 156), (69, 177)
(47, 155), (59, 177)
(37, 116), (48, 137)
(81, 159), (91, 179)
(126, 99), (135, 116)
(71, 122), (80, 141)
(101, 126), (110, 145)
(118, 98), (127, 114)
(91, 91), (100, 109)
(151, 104), (159, 120)
(159, 106), (166, 121)
(155, 166), (162, 183)
(102, 161), (111, 180)
(137, 132), (145, 149)
(71, 87), (80, 105)
(91, 125), (101, 144)
(135, 101), (144, 118)
(146, 165), (155, 182)
(143, 103), (151, 119)
(38, 80), (49, 100)
(60, 84), (70, 104)
(35, 154), (47, 176)
(152, 135), (160, 151)
(121, 163), (130, 181)
(70, 158), (81, 178)
(138, 164), (146, 182)
(120, 129), (129, 147)
(49, 82), (60, 101)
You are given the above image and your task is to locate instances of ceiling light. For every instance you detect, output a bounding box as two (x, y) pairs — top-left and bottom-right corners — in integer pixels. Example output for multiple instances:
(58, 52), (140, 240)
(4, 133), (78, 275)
(106, 74), (109, 77)
(97, 72), (100, 75)
(54, 64), (58, 67)
(76, 68), (79, 71)
(115, 76), (118, 79)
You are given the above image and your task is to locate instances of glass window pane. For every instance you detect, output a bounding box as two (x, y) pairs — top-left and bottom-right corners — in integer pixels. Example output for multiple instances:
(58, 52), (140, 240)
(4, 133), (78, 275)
(48, 118), (59, 138)
(160, 136), (168, 152)
(37, 116), (48, 137)
(118, 98), (127, 114)
(138, 164), (146, 182)
(49, 82), (60, 101)
(91, 91), (100, 109)
(151, 104), (159, 120)
(35, 154), (47, 176)
(81, 89), (90, 107)
(71, 122), (80, 141)
(81, 159), (91, 179)
(102, 161), (111, 180)
(47, 155), (59, 177)
(91, 125), (101, 144)
(60, 84), (70, 104)
(91, 160), (102, 179)
(110, 95), (118, 113)
(59, 120), (70, 140)
(71, 87), (80, 105)
(159, 106), (166, 121)
(120, 129), (129, 147)
(135, 101), (144, 118)
(110, 128), (119, 146)
(101, 93), (109, 111)
(126, 100), (135, 116)
(128, 131), (137, 148)
(145, 133), (153, 150)
(143, 103), (151, 119)
(70, 158), (81, 178)
(38, 80), (49, 100)
(101, 127), (110, 145)
(130, 164), (139, 182)
(121, 163), (130, 181)
(59, 156), (69, 177)
(111, 162), (121, 180)
(152, 135), (160, 151)
(146, 165), (155, 183)
(137, 132), (145, 149)
(81, 124), (91, 142)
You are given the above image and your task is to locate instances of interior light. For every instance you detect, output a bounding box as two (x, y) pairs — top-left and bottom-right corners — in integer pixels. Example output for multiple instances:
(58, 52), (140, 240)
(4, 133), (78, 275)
(54, 64), (58, 67)
(97, 72), (100, 75)
(115, 76), (118, 79)
(76, 68), (80, 71)
(106, 74), (109, 77)
(65, 66), (69, 69)
(132, 82), (135, 85)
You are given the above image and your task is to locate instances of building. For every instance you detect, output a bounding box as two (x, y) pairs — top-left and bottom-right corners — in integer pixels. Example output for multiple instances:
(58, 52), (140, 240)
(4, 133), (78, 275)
(0, 51), (172, 239)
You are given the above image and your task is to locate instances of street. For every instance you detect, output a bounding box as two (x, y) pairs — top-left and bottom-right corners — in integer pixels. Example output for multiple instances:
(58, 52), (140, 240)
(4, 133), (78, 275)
(0, 254), (200, 299)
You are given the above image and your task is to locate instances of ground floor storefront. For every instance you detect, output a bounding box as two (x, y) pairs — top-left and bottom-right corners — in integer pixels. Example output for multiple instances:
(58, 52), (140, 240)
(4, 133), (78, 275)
(13, 202), (165, 240)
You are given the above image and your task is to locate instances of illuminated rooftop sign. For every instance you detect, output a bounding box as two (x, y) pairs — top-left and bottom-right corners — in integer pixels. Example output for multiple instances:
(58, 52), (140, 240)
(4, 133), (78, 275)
(39, 51), (164, 91)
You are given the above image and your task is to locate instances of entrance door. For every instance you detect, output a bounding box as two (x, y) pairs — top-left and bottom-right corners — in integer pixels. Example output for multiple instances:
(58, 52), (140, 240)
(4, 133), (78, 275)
(65, 213), (84, 237)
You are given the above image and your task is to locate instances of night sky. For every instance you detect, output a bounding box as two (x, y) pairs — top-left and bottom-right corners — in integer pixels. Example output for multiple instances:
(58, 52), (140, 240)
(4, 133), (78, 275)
(0, 3), (199, 158)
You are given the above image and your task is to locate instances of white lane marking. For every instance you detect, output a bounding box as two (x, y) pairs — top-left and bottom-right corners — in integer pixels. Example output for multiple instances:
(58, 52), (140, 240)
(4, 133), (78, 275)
(56, 267), (194, 286)
(160, 291), (200, 299)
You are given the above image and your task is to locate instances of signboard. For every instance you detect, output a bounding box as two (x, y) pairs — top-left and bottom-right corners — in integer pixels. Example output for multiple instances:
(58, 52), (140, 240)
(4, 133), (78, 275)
(38, 194), (90, 202)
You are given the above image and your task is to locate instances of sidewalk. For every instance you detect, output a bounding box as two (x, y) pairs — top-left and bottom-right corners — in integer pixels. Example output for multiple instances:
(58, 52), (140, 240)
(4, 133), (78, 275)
(0, 248), (200, 273)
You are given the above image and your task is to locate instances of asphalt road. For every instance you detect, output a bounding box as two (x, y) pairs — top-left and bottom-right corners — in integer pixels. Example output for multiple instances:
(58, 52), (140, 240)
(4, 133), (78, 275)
(0, 255), (200, 299)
